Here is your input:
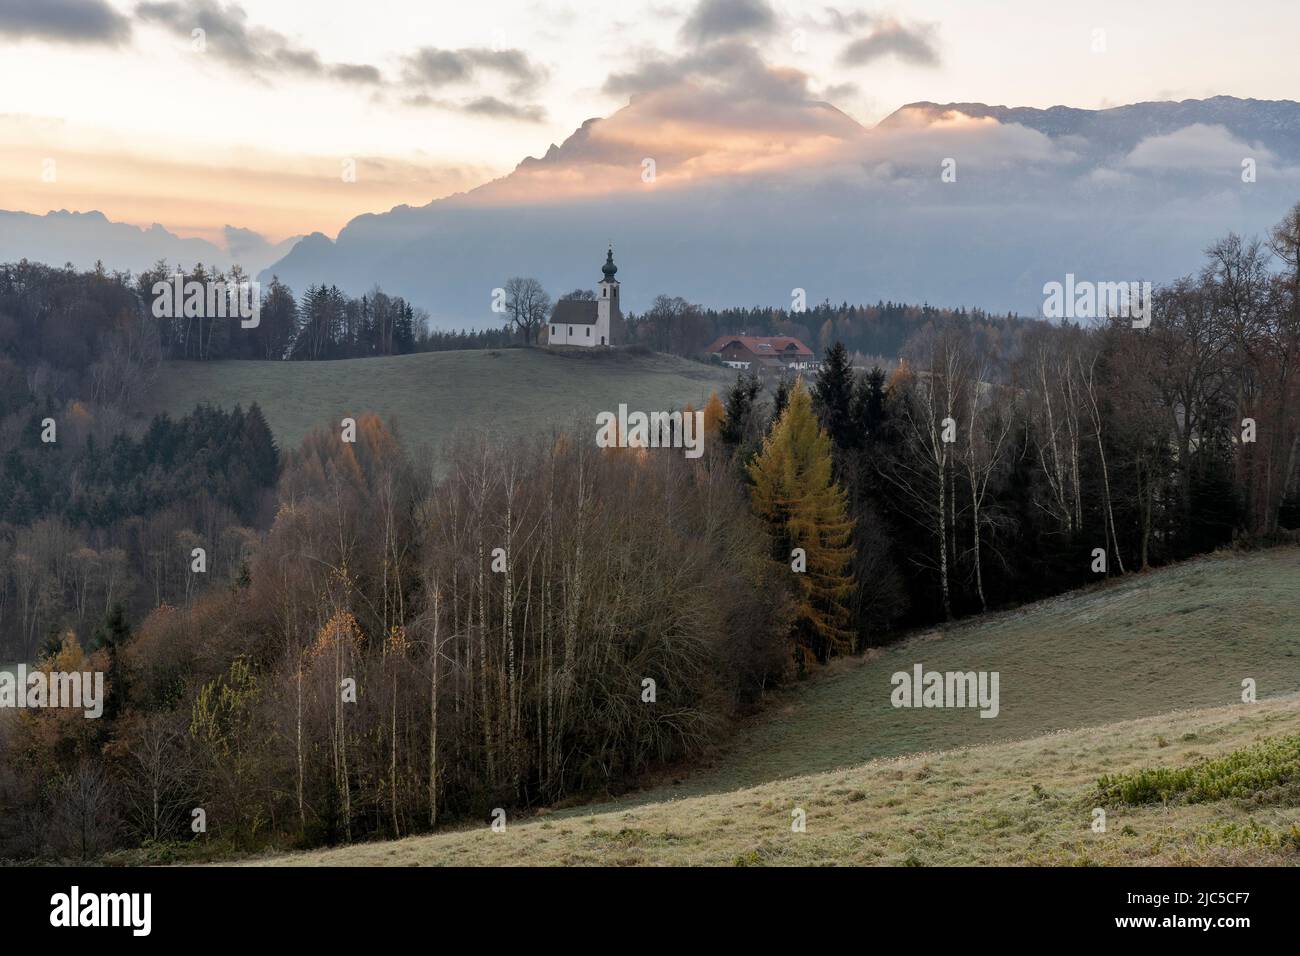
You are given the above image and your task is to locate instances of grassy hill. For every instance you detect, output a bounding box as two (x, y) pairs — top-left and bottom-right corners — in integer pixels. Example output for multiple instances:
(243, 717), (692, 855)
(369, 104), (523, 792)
(250, 696), (1300, 866)
(139, 348), (736, 468)
(659, 546), (1300, 798)
(244, 547), (1300, 866)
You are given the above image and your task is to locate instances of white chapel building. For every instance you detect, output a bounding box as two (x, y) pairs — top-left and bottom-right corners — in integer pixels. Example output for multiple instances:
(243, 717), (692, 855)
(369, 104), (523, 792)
(548, 246), (619, 347)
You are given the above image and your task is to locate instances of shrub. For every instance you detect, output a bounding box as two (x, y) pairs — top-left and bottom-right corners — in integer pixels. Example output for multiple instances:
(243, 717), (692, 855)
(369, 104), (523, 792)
(1096, 733), (1300, 806)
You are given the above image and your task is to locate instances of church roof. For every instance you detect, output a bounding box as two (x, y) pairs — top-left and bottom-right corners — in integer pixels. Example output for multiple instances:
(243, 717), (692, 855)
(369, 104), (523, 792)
(551, 299), (599, 325)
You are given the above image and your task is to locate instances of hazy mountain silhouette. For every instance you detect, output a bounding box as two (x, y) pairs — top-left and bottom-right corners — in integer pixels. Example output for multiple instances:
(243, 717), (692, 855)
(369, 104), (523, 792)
(260, 95), (1300, 325)
(0, 209), (299, 276)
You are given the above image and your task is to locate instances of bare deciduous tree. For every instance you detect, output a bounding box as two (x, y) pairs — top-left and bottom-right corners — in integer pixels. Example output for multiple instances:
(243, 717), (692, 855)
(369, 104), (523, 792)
(504, 277), (551, 345)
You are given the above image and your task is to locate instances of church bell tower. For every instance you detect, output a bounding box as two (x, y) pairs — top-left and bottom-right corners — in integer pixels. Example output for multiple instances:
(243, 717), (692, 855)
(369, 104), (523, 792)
(597, 244), (619, 346)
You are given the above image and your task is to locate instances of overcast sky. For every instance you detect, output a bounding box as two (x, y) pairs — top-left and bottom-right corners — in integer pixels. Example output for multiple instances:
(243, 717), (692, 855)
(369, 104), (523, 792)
(3, 0), (1298, 244)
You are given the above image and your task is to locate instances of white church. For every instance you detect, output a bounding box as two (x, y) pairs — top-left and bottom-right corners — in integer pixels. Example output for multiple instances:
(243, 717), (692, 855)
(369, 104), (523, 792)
(547, 246), (619, 347)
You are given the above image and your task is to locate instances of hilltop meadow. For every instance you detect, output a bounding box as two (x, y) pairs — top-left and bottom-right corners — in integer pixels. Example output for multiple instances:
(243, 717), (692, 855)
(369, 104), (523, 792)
(136, 348), (734, 472)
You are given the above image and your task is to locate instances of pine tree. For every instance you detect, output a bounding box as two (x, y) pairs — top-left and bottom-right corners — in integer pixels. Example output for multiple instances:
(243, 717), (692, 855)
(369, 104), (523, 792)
(90, 602), (132, 719)
(720, 371), (761, 449)
(242, 402), (280, 488)
(748, 379), (854, 663)
(398, 303), (417, 353)
(852, 366), (888, 440)
(260, 276), (298, 360)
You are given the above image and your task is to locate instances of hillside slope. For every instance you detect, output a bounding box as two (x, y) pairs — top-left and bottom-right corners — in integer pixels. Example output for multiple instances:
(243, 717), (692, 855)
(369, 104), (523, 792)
(661, 546), (1300, 799)
(138, 348), (735, 468)
(250, 696), (1300, 866)
(246, 547), (1300, 866)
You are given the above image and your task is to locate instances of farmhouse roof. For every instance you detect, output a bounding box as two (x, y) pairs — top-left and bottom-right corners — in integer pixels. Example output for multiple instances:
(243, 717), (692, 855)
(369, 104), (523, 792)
(705, 335), (815, 357)
(551, 299), (599, 325)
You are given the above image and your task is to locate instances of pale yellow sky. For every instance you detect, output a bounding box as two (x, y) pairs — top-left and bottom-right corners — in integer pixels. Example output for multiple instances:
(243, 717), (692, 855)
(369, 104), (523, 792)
(2, 0), (1297, 244)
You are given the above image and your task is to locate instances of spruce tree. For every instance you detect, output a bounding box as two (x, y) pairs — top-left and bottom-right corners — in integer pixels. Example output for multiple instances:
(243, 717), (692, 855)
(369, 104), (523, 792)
(720, 371), (761, 449)
(852, 366), (888, 440)
(242, 402), (280, 488)
(90, 602), (132, 719)
(811, 341), (857, 451)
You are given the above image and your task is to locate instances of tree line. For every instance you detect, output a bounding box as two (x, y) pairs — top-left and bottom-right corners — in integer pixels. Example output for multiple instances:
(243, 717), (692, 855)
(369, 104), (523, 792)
(1, 413), (792, 857)
(0, 403), (279, 661)
(722, 204), (1300, 664)
(625, 294), (1024, 367)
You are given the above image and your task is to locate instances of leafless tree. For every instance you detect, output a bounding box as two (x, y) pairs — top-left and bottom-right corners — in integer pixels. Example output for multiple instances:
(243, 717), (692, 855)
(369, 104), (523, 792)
(882, 327), (972, 619)
(48, 761), (119, 861)
(504, 277), (551, 345)
(123, 712), (192, 843)
(961, 363), (1014, 612)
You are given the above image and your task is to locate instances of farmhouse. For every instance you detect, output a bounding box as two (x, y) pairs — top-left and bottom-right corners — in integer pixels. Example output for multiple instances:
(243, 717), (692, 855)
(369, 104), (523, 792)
(705, 334), (819, 378)
(548, 246), (619, 347)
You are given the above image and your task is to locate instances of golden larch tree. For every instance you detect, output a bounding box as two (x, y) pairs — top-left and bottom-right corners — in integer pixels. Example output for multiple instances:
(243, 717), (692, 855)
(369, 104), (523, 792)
(747, 378), (854, 663)
(702, 390), (725, 436)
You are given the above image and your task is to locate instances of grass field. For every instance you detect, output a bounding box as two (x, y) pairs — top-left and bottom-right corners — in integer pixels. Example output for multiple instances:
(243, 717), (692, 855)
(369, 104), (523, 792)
(250, 696), (1300, 866)
(139, 348), (737, 470)
(655, 546), (1300, 798)
(242, 546), (1300, 866)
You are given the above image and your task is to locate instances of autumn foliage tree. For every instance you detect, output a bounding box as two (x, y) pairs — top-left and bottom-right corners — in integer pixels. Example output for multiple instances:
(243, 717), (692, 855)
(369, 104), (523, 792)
(748, 379), (854, 664)
(703, 390), (725, 436)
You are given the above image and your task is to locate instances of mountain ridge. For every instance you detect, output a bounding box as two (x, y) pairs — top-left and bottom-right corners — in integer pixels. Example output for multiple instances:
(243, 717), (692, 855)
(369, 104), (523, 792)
(880, 95), (1300, 155)
(257, 93), (1300, 324)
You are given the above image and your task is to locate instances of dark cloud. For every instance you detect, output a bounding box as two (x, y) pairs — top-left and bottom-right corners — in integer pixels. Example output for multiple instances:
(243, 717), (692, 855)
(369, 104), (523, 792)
(0, 0), (132, 45)
(403, 93), (546, 124)
(8, 0), (551, 122)
(462, 96), (546, 123)
(403, 48), (471, 86)
(840, 19), (940, 67)
(679, 0), (776, 46)
(466, 48), (548, 94)
(135, 0), (379, 83)
(399, 46), (548, 121)
(820, 81), (859, 103)
(599, 42), (860, 140)
(330, 63), (382, 85)
(137, 1), (270, 69)
(272, 46), (322, 73)
(401, 46), (547, 96)
(605, 41), (801, 101)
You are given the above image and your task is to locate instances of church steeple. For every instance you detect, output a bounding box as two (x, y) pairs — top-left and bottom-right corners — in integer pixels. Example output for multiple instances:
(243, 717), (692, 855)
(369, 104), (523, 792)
(601, 244), (618, 282)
